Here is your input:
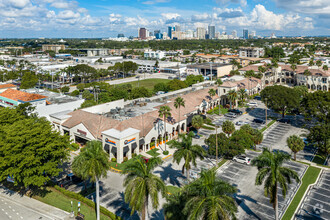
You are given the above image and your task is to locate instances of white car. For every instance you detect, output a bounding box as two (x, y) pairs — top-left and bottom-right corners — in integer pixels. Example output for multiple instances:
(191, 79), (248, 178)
(233, 155), (251, 165)
(247, 102), (258, 107)
(236, 121), (249, 126)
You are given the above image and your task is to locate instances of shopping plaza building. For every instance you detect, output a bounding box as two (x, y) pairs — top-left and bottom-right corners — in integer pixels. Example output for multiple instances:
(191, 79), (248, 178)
(50, 86), (221, 163)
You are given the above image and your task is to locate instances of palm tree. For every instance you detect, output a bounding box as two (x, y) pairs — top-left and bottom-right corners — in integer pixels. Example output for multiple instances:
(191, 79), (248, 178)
(222, 120), (235, 137)
(71, 141), (110, 220)
(287, 135), (305, 161)
(191, 115), (204, 134)
(323, 65), (328, 71)
(308, 59), (314, 66)
(238, 88), (247, 101)
(158, 105), (171, 151)
(183, 168), (237, 219)
(251, 149), (300, 220)
(208, 88), (216, 113)
(315, 60), (322, 67)
(169, 132), (205, 180)
(174, 97), (185, 135)
(227, 90), (238, 109)
(216, 79), (223, 115)
(123, 156), (166, 220)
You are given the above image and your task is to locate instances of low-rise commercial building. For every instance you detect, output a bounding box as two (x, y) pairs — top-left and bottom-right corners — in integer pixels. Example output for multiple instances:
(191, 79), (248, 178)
(239, 47), (264, 58)
(42, 45), (65, 53)
(0, 89), (47, 107)
(187, 63), (233, 78)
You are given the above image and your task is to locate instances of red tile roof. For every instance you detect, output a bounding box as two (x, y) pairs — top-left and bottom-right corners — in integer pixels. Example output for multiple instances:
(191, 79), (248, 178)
(0, 89), (47, 102)
(0, 84), (16, 89)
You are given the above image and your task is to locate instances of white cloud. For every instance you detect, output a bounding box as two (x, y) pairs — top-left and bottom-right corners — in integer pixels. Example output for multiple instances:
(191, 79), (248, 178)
(274, 0), (330, 16)
(161, 13), (180, 20)
(57, 10), (80, 20)
(50, 1), (77, 9)
(6, 0), (31, 9)
(142, 0), (170, 5)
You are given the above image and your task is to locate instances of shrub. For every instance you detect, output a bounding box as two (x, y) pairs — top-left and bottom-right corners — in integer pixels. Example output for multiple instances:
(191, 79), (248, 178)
(71, 143), (80, 150)
(70, 90), (80, 96)
(54, 186), (120, 219)
(111, 158), (117, 162)
(163, 150), (169, 155)
(132, 153), (137, 158)
(61, 86), (70, 93)
(123, 157), (128, 162)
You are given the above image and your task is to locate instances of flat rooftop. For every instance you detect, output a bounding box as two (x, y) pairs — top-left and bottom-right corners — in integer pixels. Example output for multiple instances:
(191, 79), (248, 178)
(187, 63), (232, 68)
(23, 89), (82, 104)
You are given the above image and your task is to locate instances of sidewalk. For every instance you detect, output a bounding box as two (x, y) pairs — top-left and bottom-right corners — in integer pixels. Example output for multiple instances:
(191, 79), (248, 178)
(0, 186), (71, 220)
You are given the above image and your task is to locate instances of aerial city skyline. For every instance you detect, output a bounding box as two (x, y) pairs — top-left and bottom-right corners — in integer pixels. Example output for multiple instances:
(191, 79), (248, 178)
(0, 0), (329, 38)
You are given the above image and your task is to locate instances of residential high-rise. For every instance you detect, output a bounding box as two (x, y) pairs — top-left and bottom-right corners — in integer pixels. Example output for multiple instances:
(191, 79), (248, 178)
(175, 25), (181, 32)
(208, 25), (215, 39)
(232, 30), (237, 38)
(243, 29), (248, 39)
(250, 31), (256, 38)
(196, 27), (206, 39)
(139, 28), (147, 39)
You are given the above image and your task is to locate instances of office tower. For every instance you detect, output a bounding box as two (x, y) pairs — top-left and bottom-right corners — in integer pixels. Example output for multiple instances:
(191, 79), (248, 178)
(196, 27), (206, 39)
(117, 33), (124, 38)
(139, 28), (147, 39)
(168, 26), (176, 39)
(208, 25), (215, 39)
(154, 30), (160, 35)
(155, 33), (163, 39)
(243, 29), (248, 39)
(185, 29), (194, 39)
(251, 31), (256, 38)
(232, 30), (237, 38)
(175, 25), (181, 32)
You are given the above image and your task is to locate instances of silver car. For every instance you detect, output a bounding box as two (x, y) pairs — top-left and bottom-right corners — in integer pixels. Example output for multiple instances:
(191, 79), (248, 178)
(224, 112), (237, 118)
(236, 121), (249, 126)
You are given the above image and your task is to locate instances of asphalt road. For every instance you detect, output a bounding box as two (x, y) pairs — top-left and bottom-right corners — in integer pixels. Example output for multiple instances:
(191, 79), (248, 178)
(0, 196), (52, 220)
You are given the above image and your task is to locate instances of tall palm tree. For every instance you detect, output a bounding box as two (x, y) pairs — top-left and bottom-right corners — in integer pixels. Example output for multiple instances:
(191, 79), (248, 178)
(291, 64), (297, 73)
(174, 97), (185, 135)
(158, 105), (172, 151)
(123, 157), (166, 220)
(169, 132), (205, 180)
(227, 90), (238, 109)
(287, 135), (305, 161)
(251, 149), (300, 220)
(216, 79), (223, 115)
(238, 88), (247, 101)
(208, 88), (216, 113)
(183, 168), (237, 219)
(191, 115), (204, 135)
(72, 141), (110, 220)
(323, 65), (328, 71)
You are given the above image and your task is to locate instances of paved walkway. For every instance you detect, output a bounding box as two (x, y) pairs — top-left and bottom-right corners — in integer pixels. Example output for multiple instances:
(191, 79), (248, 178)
(0, 186), (71, 220)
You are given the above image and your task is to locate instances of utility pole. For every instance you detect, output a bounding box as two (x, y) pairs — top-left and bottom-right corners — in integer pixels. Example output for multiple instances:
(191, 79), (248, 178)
(51, 72), (54, 90)
(265, 98), (268, 126)
(215, 125), (218, 165)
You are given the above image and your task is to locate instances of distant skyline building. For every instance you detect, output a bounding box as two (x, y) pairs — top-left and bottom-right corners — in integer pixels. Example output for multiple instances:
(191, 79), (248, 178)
(250, 31), (256, 39)
(243, 29), (248, 39)
(168, 26), (175, 39)
(138, 28), (147, 39)
(175, 25), (181, 32)
(117, 33), (125, 38)
(232, 30), (237, 38)
(196, 27), (206, 39)
(208, 25), (215, 39)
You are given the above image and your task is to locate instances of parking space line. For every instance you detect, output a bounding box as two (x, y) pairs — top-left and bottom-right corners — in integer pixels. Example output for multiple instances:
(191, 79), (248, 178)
(301, 202), (330, 214)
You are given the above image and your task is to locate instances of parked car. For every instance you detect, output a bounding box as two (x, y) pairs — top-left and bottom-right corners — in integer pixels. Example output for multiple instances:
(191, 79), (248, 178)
(247, 102), (258, 107)
(229, 109), (243, 115)
(233, 155), (251, 165)
(254, 96), (261, 100)
(253, 118), (266, 124)
(236, 121), (249, 126)
(194, 135), (200, 139)
(277, 118), (291, 124)
(224, 112), (237, 118)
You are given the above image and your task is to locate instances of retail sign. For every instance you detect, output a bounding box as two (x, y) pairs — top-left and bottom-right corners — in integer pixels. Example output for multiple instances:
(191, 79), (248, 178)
(105, 138), (116, 146)
(124, 137), (136, 145)
(77, 129), (87, 136)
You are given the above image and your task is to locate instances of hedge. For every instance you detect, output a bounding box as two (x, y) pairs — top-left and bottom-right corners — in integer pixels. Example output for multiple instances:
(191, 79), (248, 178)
(202, 125), (215, 130)
(54, 185), (121, 220)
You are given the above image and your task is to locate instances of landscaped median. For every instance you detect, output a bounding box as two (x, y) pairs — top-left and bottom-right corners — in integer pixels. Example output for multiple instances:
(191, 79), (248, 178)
(260, 119), (276, 133)
(282, 166), (321, 220)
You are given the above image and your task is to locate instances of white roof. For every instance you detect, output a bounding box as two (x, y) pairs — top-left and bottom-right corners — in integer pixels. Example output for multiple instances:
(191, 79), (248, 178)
(102, 128), (140, 139)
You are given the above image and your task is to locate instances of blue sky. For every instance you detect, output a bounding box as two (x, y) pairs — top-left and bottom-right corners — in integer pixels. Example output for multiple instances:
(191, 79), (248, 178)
(0, 0), (329, 38)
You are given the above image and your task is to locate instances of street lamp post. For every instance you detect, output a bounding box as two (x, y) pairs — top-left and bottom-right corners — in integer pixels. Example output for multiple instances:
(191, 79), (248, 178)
(265, 98), (268, 126)
(215, 125), (218, 165)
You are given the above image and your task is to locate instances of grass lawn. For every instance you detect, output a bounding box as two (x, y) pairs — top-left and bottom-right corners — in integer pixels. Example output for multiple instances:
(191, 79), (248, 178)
(202, 125), (215, 130)
(119, 78), (171, 90)
(109, 155), (142, 171)
(33, 187), (112, 220)
(282, 166), (321, 220)
(146, 148), (160, 157)
(207, 106), (228, 115)
(166, 185), (181, 195)
(260, 120), (276, 132)
(218, 159), (228, 167)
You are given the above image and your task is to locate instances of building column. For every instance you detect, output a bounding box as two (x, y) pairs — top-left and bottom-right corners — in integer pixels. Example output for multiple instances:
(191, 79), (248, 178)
(109, 145), (113, 160)
(117, 143), (123, 163)
(127, 144), (132, 160)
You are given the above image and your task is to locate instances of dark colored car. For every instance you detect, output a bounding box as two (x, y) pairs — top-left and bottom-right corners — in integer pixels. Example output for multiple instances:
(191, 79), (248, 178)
(228, 109), (243, 115)
(278, 118), (291, 124)
(194, 135), (200, 139)
(254, 96), (262, 100)
(253, 118), (266, 124)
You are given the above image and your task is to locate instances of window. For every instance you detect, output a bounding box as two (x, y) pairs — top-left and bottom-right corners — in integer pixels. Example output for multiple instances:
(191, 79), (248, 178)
(223, 89), (226, 93)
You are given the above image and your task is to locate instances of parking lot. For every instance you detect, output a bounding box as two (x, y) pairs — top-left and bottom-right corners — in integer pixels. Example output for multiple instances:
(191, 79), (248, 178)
(296, 170), (330, 220)
(216, 150), (308, 220)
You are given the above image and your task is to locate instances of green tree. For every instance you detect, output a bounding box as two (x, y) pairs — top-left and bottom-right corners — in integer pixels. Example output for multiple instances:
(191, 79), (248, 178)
(123, 156), (166, 220)
(184, 75), (204, 87)
(227, 90), (238, 109)
(76, 83), (85, 91)
(80, 100), (97, 108)
(82, 90), (93, 100)
(182, 168), (237, 219)
(316, 60), (322, 67)
(168, 79), (187, 91)
(286, 135), (305, 161)
(191, 115), (204, 134)
(0, 115), (69, 189)
(307, 123), (330, 158)
(303, 69), (311, 76)
(174, 96), (185, 135)
(308, 59), (314, 66)
(323, 65), (328, 71)
(261, 85), (300, 118)
(215, 79), (223, 115)
(20, 71), (38, 89)
(301, 91), (330, 124)
(169, 132), (205, 179)
(251, 149), (300, 220)
(72, 141), (110, 220)
(131, 87), (151, 99)
(61, 86), (70, 93)
(158, 105), (172, 151)
(154, 82), (169, 92)
(238, 88), (247, 101)
(70, 90), (80, 96)
(222, 120), (235, 137)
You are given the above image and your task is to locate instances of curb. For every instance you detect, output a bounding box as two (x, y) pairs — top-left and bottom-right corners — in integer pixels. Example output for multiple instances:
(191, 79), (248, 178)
(110, 167), (122, 173)
(162, 154), (172, 160)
